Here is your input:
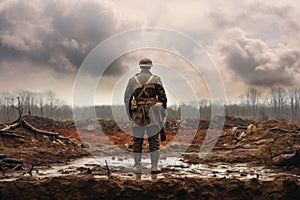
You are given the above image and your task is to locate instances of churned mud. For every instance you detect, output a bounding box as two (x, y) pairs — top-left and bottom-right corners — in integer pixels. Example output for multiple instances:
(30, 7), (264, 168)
(0, 116), (300, 199)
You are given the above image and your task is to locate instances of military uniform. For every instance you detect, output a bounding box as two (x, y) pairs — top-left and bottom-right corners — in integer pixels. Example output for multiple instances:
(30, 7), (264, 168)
(124, 58), (167, 173)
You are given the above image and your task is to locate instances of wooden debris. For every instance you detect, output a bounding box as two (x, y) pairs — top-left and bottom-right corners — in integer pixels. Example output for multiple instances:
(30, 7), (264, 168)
(268, 127), (299, 133)
(246, 124), (257, 134)
(12, 164), (22, 171)
(213, 145), (245, 151)
(272, 149), (300, 167)
(0, 123), (20, 132)
(28, 165), (35, 176)
(22, 119), (59, 137)
(0, 116), (79, 146)
(105, 160), (111, 176)
(0, 131), (25, 139)
(219, 133), (234, 138)
(238, 126), (248, 130)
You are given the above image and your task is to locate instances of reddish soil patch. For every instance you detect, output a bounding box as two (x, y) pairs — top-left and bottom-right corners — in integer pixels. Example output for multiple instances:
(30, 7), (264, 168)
(55, 128), (81, 141)
(1, 115), (300, 200)
(0, 117), (89, 166)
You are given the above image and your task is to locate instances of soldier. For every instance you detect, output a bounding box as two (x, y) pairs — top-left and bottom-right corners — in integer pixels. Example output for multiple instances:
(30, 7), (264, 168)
(124, 58), (167, 174)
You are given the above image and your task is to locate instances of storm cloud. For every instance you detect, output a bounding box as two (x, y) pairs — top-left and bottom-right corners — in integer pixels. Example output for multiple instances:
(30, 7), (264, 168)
(210, 28), (300, 88)
(0, 0), (141, 74)
(1, 0), (300, 104)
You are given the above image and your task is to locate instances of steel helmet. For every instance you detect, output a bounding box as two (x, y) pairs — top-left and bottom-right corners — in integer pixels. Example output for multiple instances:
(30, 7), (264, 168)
(139, 58), (153, 68)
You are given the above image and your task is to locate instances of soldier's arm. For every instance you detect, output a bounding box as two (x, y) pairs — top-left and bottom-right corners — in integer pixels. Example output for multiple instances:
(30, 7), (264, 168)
(124, 78), (133, 118)
(155, 76), (167, 109)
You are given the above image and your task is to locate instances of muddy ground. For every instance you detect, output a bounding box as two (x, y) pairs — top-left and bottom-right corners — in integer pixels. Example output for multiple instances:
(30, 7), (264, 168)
(0, 115), (300, 200)
(1, 176), (300, 200)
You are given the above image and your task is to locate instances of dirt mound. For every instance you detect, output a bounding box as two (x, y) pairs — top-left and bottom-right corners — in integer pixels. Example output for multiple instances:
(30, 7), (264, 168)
(0, 176), (299, 200)
(23, 115), (60, 130)
(22, 115), (257, 133)
(0, 127), (89, 166)
(258, 120), (300, 130)
(193, 119), (300, 164)
(164, 116), (255, 131)
(224, 116), (256, 128)
(23, 115), (75, 130)
(2, 115), (299, 168)
(0, 117), (89, 167)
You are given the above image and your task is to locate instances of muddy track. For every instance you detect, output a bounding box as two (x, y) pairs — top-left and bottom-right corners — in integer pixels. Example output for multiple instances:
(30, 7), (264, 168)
(1, 176), (300, 200)
(1, 116), (300, 199)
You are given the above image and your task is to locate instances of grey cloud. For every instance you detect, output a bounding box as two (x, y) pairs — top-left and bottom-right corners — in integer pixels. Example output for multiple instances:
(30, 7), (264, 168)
(212, 28), (299, 87)
(0, 0), (141, 75)
(103, 57), (130, 77)
(209, 1), (300, 42)
(2, 0), (300, 103)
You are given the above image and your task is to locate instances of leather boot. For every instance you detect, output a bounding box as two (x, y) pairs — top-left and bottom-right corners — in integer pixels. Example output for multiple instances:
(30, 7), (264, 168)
(150, 151), (161, 174)
(133, 153), (142, 174)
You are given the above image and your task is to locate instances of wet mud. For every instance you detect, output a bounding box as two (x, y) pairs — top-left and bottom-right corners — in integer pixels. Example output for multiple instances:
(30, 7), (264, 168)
(1, 116), (300, 199)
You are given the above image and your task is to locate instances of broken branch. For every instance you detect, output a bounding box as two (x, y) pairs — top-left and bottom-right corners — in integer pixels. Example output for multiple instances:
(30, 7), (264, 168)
(212, 145), (245, 151)
(28, 165), (34, 176)
(105, 160), (111, 176)
(268, 127), (299, 133)
(0, 132), (25, 139)
(0, 123), (20, 132)
(22, 119), (59, 137)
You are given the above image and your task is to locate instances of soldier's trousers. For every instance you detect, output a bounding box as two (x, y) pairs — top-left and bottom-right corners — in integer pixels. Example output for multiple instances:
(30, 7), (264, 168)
(132, 125), (160, 153)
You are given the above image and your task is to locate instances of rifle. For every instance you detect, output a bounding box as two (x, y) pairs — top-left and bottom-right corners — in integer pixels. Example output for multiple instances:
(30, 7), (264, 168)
(158, 105), (167, 142)
(160, 121), (167, 142)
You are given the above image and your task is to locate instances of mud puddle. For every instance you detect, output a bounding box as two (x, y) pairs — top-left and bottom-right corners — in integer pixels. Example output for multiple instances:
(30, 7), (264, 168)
(2, 156), (299, 182)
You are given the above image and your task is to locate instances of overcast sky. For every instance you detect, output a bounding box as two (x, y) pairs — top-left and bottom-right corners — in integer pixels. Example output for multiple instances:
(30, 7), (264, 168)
(1, 0), (300, 105)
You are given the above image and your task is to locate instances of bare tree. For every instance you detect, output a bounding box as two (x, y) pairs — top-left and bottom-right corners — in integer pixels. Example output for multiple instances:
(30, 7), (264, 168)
(15, 90), (37, 116)
(11, 96), (23, 127)
(271, 88), (287, 120)
(3, 92), (15, 122)
(296, 89), (300, 120)
(37, 92), (45, 117)
(0, 92), (5, 121)
(246, 88), (259, 119)
(245, 93), (250, 116)
(27, 91), (36, 115)
(0, 90), (72, 121)
(45, 90), (56, 118)
(288, 88), (300, 121)
(16, 90), (27, 115)
(53, 98), (65, 120)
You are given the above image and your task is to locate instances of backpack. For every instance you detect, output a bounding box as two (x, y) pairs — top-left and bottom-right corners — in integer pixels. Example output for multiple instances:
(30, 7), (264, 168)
(131, 75), (154, 126)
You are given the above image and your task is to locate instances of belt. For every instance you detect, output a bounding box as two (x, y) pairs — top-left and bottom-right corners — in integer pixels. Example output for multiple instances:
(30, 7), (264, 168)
(137, 98), (157, 105)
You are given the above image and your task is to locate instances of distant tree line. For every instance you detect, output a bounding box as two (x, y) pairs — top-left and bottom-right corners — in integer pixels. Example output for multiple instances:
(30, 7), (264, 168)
(0, 90), (71, 122)
(225, 87), (300, 122)
(1, 87), (299, 123)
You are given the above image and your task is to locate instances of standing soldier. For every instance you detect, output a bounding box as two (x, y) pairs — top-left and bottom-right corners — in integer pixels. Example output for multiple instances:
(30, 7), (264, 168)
(124, 58), (167, 174)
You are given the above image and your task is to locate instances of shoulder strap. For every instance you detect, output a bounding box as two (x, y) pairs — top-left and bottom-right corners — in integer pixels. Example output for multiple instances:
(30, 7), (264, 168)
(134, 75), (154, 86)
(135, 75), (154, 99)
(134, 76), (142, 87)
(145, 75), (154, 84)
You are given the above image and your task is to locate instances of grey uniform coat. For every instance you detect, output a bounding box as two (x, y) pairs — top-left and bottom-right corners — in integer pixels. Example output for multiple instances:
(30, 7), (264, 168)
(124, 69), (167, 127)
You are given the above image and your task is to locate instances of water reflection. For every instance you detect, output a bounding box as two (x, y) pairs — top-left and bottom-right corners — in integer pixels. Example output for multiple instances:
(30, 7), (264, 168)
(1, 156), (298, 182)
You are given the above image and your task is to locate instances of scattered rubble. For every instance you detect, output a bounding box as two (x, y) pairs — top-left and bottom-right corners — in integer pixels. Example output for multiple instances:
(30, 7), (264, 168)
(0, 156), (23, 170)
(186, 119), (300, 166)
(0, 116), (89, 167)
(272, 149), (300, 167)
(1, 115), (300, 199)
